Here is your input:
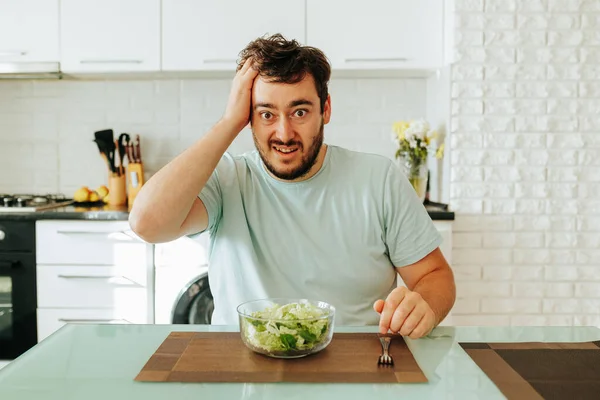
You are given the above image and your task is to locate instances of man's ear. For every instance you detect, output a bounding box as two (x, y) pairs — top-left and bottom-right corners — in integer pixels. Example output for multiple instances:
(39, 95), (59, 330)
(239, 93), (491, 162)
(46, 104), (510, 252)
(323, 95), (332, 124)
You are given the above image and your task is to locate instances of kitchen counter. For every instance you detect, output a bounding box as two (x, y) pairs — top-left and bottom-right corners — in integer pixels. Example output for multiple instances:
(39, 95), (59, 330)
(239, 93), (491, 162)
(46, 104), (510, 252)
(0, 204), (130, 221)
(0, 203), (455, 221)
(0, 324), (598, 399)
(425, 205), (454, 221)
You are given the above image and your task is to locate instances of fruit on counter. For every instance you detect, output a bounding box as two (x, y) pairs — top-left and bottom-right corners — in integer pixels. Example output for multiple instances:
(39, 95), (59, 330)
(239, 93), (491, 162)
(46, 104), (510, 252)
(73, 185), (110, 202)
(96, 185), (109, 199)
(88, 191), (100, 202)
(73, 186), (92, 202)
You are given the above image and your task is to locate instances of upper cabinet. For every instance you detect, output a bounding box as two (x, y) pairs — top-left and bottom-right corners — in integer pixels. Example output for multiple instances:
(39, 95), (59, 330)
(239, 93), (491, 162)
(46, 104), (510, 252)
(306, 0), (444, 71)
(162, 0), (306, 71)
(0, 0), (59, 62)
(0, 0), (447, 75)
(60, 0), (160, 73)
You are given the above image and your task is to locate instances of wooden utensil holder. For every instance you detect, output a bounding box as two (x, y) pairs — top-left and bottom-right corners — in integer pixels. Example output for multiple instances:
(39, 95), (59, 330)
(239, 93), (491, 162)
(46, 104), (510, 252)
(127, 162), (145, 206)
(108, 173), (127, 206)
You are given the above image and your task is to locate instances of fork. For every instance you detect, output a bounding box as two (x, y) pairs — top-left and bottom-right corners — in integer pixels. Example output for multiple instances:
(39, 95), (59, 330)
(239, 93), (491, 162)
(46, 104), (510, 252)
(377, 336), (394, 366)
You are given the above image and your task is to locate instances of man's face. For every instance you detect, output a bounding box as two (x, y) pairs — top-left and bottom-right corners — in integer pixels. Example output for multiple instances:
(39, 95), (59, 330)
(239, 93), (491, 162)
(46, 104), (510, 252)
(250, 74), (331, 181)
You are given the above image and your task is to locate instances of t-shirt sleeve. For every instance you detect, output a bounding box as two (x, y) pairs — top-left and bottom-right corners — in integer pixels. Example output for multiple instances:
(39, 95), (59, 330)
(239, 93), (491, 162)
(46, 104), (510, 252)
(383, 161), (443, 267)
(196, 165), (224, 235)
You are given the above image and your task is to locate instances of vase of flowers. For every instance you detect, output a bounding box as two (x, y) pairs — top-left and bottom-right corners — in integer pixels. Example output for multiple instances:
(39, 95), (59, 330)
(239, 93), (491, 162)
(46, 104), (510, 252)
(392, 119), (444, 202)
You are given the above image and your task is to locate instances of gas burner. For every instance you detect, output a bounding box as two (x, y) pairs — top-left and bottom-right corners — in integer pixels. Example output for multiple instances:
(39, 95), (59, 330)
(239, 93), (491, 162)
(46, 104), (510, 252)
(0, 193), (73, 213)
(1, 196), (14, 208)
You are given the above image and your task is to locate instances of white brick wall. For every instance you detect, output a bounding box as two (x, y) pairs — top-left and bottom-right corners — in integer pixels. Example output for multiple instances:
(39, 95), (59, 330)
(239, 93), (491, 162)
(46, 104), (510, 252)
(452, 0), (600, 326)
(0, 78), (426, 195)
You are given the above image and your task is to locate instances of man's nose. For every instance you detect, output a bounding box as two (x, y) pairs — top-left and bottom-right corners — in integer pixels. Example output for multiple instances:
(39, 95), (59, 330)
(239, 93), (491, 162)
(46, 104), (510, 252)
(274, 116), (294, 143)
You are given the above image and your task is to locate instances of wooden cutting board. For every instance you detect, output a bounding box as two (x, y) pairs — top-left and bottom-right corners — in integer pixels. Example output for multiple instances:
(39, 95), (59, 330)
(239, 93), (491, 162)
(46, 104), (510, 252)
(135, 332), (428, 384)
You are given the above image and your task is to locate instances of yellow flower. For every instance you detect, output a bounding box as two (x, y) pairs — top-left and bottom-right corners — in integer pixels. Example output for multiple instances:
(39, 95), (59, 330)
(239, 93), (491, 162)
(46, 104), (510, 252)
(435, 143), (445, 159)
(392, 121), (409, 141)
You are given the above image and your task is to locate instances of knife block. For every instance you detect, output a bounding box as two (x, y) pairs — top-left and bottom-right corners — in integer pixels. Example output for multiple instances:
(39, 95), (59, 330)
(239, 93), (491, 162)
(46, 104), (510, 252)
(127, 162), (145, 206)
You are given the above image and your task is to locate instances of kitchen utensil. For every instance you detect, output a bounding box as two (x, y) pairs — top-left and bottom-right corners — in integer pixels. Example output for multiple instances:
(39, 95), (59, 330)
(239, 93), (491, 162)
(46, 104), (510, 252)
(94, 129), (114, 146)
(93, 138), (116, 174)
(117, 133), (130, 175)
(93, 129), (117, 174)
(378, 336), (394, 366)
(134, 134), (142, 163)
(114, 139), (121, 174)
(126, 142), (135, 164)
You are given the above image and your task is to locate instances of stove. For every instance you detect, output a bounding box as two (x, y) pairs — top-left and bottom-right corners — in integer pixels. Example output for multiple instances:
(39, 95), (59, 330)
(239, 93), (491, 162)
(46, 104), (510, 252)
(0, 194), (73, 213)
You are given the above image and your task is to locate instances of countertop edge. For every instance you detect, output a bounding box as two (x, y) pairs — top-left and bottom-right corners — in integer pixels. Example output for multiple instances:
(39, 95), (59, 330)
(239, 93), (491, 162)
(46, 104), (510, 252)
(0, 207), (455, 222)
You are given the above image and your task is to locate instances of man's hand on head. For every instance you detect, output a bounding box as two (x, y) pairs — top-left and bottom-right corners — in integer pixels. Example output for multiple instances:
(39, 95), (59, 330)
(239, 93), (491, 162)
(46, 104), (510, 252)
(222, 57), (259, 134)
(373, 286), (436, 339)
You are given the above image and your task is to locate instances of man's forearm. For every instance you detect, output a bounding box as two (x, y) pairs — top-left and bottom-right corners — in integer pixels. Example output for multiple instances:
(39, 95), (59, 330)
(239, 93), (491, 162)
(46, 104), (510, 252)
(412, 267), (456, 326)
(129, 119), (239, 242)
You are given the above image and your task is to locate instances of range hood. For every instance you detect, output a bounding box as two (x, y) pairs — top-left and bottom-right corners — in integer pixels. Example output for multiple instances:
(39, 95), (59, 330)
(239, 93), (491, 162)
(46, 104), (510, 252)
(0, 62), (62, 79)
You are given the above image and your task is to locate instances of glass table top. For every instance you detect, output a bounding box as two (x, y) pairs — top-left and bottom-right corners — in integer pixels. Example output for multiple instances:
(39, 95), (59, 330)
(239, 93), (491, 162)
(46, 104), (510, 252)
(1, 324), (599, 400)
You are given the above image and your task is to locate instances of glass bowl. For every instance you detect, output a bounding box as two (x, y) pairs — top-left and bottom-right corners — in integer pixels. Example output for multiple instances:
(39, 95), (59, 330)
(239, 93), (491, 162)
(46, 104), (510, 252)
(237, 298), (335, 358)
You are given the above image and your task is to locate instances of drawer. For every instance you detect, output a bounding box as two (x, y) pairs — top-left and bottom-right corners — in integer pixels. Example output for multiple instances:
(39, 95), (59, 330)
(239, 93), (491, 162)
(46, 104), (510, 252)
(36, 220), (149, 265)
(37, 265), (148, 308)
(37, 308), (147, 342)
(0, 220), (34, 252)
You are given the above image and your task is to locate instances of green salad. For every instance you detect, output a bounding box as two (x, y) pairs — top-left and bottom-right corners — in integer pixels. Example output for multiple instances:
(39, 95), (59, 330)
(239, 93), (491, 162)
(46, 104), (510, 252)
(243, 302), (330, 354)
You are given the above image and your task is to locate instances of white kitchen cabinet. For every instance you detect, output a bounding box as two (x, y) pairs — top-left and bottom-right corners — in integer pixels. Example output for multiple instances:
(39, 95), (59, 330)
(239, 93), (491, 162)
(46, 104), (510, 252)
(0, 0), (59, 62)
(37, 265), (148, 309)
(36, 220), (148, 266)
(35, 220), (154, 342)
(306, 0), (444, 71)
(60, 0), (160, 73)
(162, 0), (306, 71)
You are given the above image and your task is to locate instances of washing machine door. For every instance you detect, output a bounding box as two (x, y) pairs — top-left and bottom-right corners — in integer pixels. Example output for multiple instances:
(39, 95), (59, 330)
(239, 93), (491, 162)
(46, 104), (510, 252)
(171, 273), (214, 325)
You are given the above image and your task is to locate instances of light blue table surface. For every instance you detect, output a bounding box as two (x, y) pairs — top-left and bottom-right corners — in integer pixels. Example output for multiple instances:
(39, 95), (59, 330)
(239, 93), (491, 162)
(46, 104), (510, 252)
(1, 324), (599, 400)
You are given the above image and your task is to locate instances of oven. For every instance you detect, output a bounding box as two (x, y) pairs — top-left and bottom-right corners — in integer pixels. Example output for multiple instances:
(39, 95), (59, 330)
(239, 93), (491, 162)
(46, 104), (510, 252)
(0, 220), (37, 360)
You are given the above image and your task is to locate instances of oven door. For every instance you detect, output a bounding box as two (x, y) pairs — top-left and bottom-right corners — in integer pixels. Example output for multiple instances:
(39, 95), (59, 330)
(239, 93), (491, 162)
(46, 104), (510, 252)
(0, 252), (36, 359)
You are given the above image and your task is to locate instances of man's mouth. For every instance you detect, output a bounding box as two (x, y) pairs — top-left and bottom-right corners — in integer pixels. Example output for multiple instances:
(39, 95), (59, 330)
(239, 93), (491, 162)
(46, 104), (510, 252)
(273, 145), (299, 155)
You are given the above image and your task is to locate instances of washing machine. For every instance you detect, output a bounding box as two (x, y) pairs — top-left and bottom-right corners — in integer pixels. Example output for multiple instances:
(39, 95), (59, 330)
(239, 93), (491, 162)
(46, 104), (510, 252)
(154, 233), (214, 325)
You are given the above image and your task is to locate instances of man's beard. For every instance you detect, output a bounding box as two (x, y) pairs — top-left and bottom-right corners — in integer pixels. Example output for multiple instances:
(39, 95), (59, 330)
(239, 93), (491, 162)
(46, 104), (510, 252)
(253, 120), (324, 181)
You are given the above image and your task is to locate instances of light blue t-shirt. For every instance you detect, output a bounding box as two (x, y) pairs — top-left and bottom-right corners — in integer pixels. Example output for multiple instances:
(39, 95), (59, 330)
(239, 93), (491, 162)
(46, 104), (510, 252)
(196, 145), (442, 326)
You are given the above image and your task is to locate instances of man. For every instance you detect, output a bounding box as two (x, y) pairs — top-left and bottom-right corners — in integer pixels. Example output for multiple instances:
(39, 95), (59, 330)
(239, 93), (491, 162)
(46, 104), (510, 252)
(129, 34), (455, 339)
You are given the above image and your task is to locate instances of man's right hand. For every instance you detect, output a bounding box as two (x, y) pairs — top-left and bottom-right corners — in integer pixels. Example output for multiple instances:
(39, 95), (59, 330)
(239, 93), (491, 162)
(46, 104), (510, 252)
(129, 59), (259, 244)
(222, 57), (259, 133)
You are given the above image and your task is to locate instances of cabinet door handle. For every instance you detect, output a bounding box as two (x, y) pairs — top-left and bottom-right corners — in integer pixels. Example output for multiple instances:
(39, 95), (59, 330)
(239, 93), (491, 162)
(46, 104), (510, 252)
(56, 230), (133, 241)
(58, 318), (132, 324)
(0, 50), (27, 57)
(0, 260), (20, 271)
(203, 58), (237, 64)
(57, 274), (142, 286)
(56, 230), (122, 234)
(344, 57), (409, 63)
(79, 59), (143, 64)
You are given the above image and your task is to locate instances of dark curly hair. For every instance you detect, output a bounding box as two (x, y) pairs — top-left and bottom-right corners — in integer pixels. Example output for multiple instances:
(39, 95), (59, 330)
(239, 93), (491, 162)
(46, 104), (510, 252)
(237, 33), (331, 113)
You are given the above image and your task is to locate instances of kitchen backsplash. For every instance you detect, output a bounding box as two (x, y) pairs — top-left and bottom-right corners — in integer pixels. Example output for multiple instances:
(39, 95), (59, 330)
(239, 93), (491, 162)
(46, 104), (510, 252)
(450, 0), (600, 327)
(0, 78), (428, 195)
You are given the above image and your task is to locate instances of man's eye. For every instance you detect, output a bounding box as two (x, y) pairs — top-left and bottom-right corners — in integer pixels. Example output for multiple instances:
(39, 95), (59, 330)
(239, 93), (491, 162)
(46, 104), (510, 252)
(261, 112), (273, 120)
(294, 109), (306, 117)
